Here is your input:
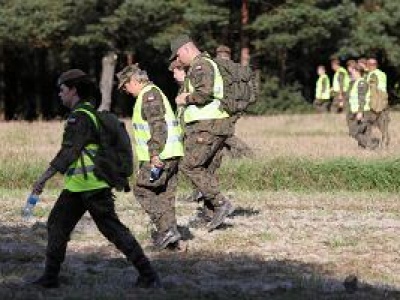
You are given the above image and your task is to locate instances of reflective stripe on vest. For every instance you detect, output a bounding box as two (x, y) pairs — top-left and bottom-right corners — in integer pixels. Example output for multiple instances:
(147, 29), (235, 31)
(64, 106), (109, 192)
(183, 57), (229, 123)
(132, 84), (184, 162)
(333, 67), (350, 92)
(349, 78), (370, 113)
(367, 69), (387, 92)
(315, 74), (330, 100)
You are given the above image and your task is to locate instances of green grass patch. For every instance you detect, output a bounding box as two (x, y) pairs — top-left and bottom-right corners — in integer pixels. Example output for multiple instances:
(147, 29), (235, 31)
(3, 157), (400, 192)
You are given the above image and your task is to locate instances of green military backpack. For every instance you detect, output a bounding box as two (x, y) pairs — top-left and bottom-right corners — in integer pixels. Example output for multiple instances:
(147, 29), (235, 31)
(213, 57), (258, 115)
(77, 108), (134, 192)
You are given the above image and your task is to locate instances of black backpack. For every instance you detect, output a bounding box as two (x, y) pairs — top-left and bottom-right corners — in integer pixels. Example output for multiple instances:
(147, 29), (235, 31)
(212, 57), (258, 115)
(76, 108), (134, 192)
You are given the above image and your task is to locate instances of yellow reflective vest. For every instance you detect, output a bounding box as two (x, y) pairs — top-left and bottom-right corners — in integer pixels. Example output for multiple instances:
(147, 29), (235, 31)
(65, 104), (109, 192)
(332, 66), (350, 93)
(315, 74), (330, 100)
(132, 84), (184, 162)
(367, 69), (387, 92)
(349, 78), (370, 113)
(183, 57), (229, 123)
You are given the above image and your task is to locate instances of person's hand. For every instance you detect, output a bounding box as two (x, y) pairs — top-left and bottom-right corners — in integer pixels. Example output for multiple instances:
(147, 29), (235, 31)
(175, 93), (190, 106)
(150, 155), (164, 168)
(32, 179), (46, 195)
(356, 112), (363, 121)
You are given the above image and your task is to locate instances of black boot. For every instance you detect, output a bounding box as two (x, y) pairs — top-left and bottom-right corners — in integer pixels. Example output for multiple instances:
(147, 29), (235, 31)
(31, 264), (60, 288)
(133, 256), (162, 289)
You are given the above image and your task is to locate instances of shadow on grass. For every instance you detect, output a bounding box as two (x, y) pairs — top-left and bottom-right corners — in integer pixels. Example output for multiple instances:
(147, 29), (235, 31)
(0, 222), (398, 300)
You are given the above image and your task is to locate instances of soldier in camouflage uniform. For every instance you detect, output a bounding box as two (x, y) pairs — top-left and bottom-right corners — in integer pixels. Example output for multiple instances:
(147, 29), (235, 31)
(30, 69), (161, 289)
(117, 64), (184, 250)
(169, 35), (234, 231)
(330, 57), (350, 113)
(347, 65), (380, 149)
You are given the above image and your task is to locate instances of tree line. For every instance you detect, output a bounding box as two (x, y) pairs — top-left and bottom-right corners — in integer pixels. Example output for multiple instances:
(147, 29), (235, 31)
(1, 0), (400, 120)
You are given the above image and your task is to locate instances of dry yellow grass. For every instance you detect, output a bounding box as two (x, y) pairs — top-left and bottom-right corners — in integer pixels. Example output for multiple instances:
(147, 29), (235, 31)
(237, 112), (400, 160)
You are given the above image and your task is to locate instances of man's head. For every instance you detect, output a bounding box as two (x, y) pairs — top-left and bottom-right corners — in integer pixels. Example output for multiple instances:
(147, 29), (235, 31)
(317, 65), (326, 76)
(57, 69), (94, 109)
(170, 34), (200, 66)
(216, 45), (231, 60)
(350, 64), (364, 79)
(330, 57), (341, 71)
(346, 59), (356, 73)
(116, 64), (149, 96)
(169, 60), (186, 84)
(367, 57), (378, 71)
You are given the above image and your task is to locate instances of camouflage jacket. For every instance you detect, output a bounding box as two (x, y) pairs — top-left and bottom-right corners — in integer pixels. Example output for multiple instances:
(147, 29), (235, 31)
(185, 53), (235, 136)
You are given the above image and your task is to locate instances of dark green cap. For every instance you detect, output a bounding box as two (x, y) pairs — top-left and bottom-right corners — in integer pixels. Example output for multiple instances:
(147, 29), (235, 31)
(116, 64), (140, 89)
(169, 34), (192, 61)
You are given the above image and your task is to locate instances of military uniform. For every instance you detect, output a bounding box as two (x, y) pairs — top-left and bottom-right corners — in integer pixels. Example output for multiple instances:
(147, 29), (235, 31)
(178, 52), (234, 230)
(313, 73), (331, 113)
(331, 66), (350, 113)
(131, 83), (183, 248)
(33, 98), (159, 288)
(347, 78), (379, 149)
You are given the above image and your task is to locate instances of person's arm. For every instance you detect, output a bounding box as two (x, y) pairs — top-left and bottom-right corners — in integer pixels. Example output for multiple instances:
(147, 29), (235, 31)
(321, 77), (328, 98)
(338, 72), (345, 96)
(32, 112), (94, 194)
(357, 80), (368, 119)
(185, 59), (215, 105)
(142, 88), (167, 165)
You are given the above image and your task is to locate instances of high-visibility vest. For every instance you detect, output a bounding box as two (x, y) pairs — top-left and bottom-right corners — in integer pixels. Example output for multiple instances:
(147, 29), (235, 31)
(65, 104), (109, 192)
(349, 78), (370, 113)
(315, 74), (330, 100)
(333, 66), (350, 93)
(183, 57), (229, 123)
(132, 84), (184, 162)
(367, 69), (387, 92)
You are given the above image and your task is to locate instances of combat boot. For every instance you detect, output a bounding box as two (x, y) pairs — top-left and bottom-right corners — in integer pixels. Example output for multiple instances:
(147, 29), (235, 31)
(207, 198), (234, 232)
(184, 191), (204, 202)
(154, 227), (181, 250)
(133, 256), (163, 289)
(188, 206), (213, 228)
(31, 264), (60, 288)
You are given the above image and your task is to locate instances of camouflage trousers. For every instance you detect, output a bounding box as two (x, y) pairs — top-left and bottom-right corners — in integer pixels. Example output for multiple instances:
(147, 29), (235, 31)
(180, 130), (228, 208)
(134, 159), (179, 235)
(331, 95), (346, 113)
(348, 112), (379, 149)
(313, 99), (331, 113)
(45, 188), (145, 272)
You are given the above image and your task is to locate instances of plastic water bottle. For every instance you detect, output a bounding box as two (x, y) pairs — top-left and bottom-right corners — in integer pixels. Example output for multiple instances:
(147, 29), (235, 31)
(21, 194), (39, 221)
(149, 166), (163, 182)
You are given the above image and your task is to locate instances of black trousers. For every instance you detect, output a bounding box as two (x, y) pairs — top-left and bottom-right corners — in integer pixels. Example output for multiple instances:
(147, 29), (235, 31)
(45, 188), (145, 270)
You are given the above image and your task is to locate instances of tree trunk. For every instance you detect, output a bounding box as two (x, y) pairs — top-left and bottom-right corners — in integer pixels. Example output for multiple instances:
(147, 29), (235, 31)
(240, 0), (250, 66)
(98, 51), (118, 112)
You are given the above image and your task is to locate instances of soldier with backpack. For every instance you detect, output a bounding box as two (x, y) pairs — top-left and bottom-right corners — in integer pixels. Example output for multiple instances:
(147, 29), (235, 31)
(30, 69), (161, 289)
(169, 35), (237, 231)
(117, 64), (184, 251)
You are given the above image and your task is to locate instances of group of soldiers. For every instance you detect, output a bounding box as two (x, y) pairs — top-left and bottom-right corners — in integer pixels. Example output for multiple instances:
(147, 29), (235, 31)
(314, 56), (390, 149)
(29, 35), (239, 289)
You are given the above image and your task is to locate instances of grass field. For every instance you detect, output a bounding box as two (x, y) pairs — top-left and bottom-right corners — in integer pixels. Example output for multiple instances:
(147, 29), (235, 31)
(0, 113), (399, 299)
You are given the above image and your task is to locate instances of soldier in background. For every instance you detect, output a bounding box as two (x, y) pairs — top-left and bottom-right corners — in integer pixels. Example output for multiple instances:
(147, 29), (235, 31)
(313, 65), (331, 113)
(347, 65), (379, 149)
(330, 57), (350, 113)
